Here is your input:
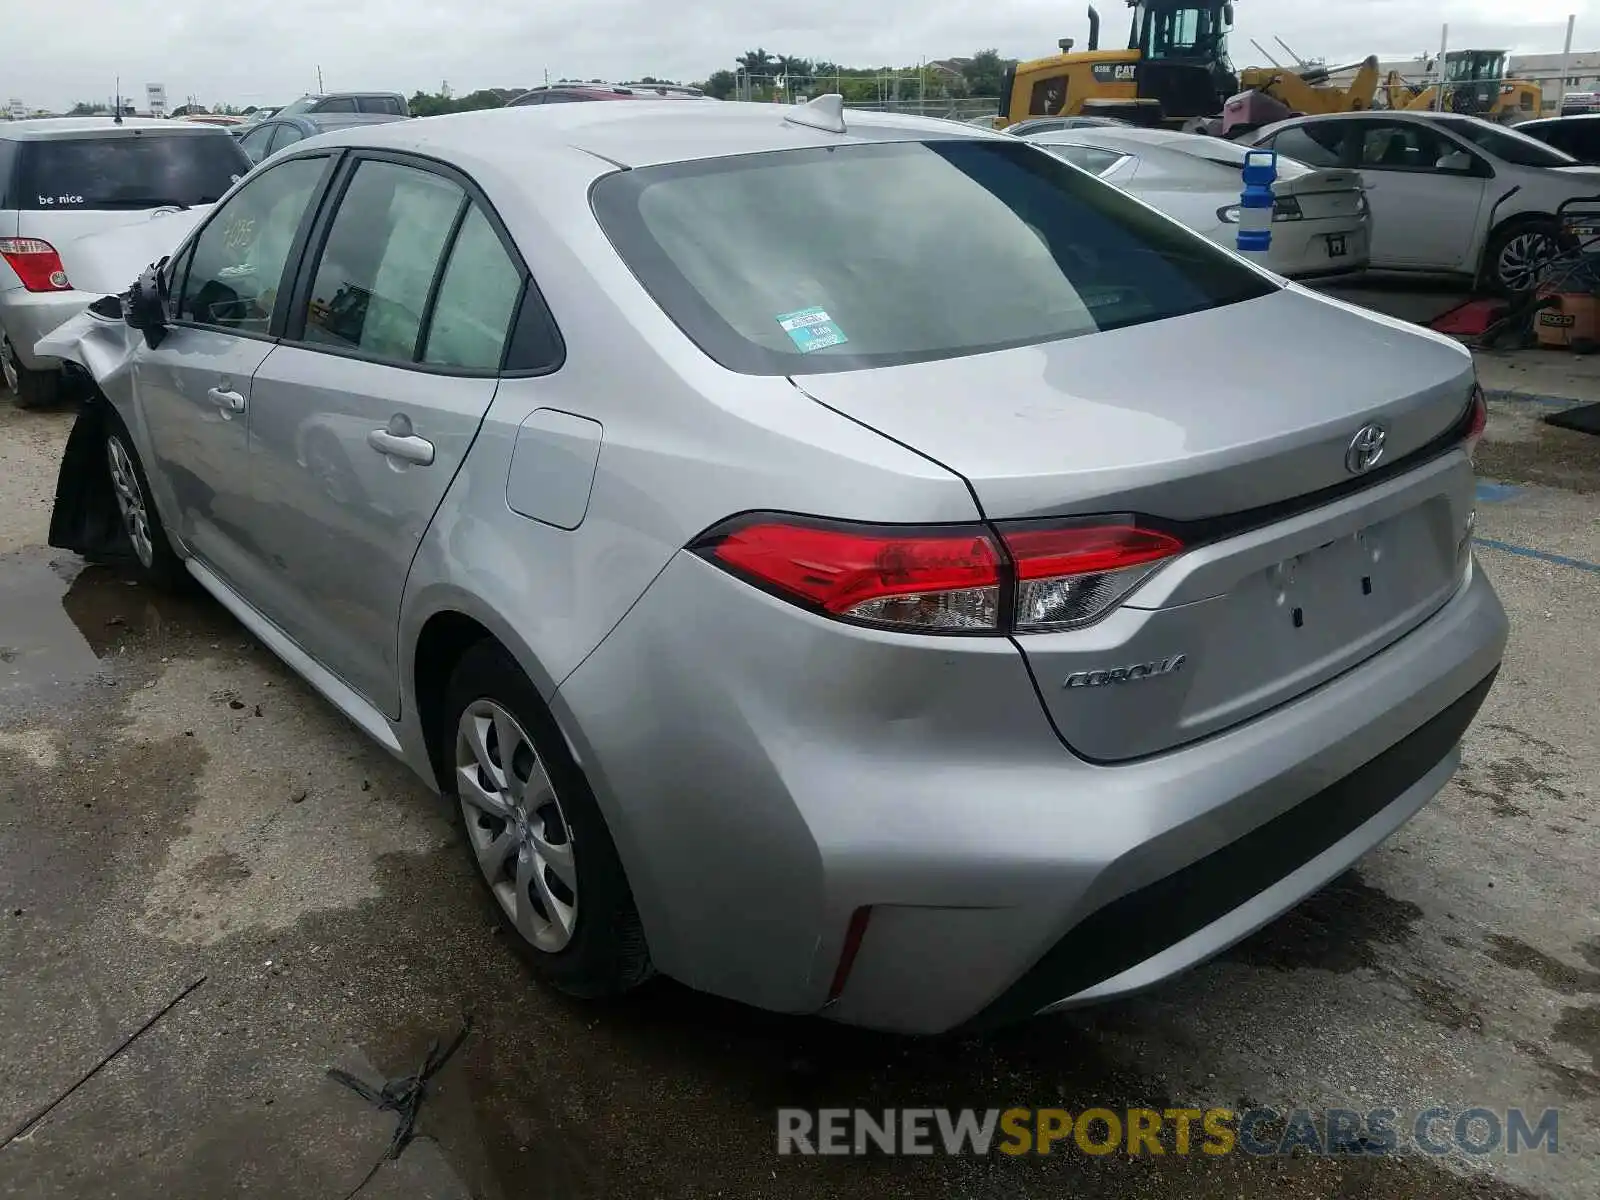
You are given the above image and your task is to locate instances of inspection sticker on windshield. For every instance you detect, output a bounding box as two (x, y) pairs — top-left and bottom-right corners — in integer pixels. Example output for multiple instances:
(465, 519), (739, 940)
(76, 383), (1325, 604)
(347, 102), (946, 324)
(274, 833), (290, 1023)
(776, 307), (848, 353)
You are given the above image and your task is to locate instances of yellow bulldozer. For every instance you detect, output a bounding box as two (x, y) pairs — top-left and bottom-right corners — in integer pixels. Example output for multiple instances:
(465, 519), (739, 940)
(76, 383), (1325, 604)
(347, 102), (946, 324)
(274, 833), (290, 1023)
(1380, 51), (1542, 123)
(997, 2), (1385, 132)
(997, 2), (1241, 128)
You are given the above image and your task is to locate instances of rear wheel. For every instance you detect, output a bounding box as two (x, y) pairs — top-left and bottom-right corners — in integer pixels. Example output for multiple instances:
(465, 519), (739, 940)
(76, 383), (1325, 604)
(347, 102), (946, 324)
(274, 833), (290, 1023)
(444, 640), (652, 998)
(103, 409), (188, 589)
(1485, 220), (1564, 295)
(1, 337), (61, 410)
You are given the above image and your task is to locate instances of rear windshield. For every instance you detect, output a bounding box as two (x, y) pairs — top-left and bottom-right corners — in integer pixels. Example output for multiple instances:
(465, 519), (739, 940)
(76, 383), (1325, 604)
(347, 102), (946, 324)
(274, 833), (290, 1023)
(16, 134), (248, 210)
(592, 139), (1276, 375)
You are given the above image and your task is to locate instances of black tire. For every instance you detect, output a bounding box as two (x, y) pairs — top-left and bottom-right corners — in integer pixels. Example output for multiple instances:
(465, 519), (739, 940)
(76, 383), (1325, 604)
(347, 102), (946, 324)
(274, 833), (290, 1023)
(1482, 219), (1564, 296)
(443, 639), (652, 998)
(101, 407), (189, 590)
(2, 337), (61, 410)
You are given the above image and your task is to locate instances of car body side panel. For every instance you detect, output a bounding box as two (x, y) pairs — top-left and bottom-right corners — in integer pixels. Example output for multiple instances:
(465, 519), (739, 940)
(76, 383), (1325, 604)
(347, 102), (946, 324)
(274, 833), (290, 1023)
(244, 349), (501, 718)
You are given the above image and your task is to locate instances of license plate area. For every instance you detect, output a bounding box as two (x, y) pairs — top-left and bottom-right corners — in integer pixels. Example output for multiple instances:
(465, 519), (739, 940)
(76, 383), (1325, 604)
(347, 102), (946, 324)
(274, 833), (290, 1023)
(1175, 499), (1460, 730)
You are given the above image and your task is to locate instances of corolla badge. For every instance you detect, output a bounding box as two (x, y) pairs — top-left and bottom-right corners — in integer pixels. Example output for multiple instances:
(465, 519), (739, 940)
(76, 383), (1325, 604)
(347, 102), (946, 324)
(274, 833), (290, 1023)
(1345, 423), (1388, 475)
(1064, 655), (1187, 689)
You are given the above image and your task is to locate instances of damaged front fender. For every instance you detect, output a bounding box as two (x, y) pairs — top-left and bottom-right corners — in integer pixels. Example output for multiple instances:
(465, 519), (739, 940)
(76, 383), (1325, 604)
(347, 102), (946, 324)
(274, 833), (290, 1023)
(41, 310), (146, 564)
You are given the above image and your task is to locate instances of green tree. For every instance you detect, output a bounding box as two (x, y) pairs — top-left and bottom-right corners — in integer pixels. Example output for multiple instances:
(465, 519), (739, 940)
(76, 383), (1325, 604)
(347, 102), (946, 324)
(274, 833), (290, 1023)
(700, 70), (737, 100)
(454, 89), (507, 111)
(68, 101), (108, 115)
(737, 48), (774, 79)
(960, 48), (1010, 96)
(407, 90), (453, 117)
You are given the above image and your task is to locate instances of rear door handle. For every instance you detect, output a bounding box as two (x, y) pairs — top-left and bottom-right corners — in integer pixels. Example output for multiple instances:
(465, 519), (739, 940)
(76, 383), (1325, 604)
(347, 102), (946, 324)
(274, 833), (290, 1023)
(367, 429), (435, 466)
(207, 386), (246, 415)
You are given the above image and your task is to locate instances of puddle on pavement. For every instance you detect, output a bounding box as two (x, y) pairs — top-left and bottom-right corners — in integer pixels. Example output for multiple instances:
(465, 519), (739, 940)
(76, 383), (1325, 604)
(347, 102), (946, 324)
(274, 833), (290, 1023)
(0, 548), (223, 705)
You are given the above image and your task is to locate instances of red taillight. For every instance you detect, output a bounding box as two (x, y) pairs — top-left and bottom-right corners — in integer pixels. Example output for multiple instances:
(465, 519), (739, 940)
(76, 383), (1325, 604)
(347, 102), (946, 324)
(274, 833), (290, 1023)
(1001, 521), (1184, 631)
(1003, 524), (1183, 579)
(704, 518), (1003, 631)
(0, 238), (72, 292)
(694, 514), (1183, 634)
(1464, 384), (1487, 462)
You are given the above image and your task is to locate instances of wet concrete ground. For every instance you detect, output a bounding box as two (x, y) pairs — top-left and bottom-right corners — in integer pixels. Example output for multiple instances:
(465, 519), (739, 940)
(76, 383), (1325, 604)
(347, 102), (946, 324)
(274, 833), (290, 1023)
(2, 366), (1599, 1199)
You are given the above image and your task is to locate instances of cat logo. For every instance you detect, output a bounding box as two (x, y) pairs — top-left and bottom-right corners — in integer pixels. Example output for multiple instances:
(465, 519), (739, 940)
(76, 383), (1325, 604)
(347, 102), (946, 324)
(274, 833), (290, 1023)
(1091, 63), (1140, 84)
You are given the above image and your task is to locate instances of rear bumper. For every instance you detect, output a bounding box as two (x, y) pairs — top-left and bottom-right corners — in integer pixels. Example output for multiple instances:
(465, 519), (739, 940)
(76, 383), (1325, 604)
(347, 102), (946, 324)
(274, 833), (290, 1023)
(1271, 223), (1372, 281)
(1, 287), (98, 369)
(553, 550), (1507, 1034)
(971, 664), (1495, 1029)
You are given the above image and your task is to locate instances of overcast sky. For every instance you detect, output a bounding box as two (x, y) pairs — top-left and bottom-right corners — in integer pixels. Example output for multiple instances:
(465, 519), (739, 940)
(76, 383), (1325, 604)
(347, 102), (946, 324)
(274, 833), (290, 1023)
(8, 0), (1598, 110)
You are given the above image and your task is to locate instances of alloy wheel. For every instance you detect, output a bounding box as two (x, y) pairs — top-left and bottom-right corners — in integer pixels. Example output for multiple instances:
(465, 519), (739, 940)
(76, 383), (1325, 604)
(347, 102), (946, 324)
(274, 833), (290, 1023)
(105, 434), (156, 569)
(1497, 230), (1560, 294)
(455, 699), (578, 953)
(0, 338), (18, 395)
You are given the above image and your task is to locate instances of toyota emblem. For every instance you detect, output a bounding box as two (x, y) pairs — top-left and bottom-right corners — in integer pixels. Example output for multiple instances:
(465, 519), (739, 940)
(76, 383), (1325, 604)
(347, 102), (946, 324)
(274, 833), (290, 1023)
(1345, 423), (1387, 475)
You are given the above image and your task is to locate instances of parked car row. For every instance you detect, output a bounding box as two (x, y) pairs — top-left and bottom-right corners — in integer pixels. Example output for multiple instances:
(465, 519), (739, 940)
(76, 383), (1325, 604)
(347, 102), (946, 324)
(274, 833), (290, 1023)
(30, 98), (1505, 1034)
(1016, 110), (1600, 294)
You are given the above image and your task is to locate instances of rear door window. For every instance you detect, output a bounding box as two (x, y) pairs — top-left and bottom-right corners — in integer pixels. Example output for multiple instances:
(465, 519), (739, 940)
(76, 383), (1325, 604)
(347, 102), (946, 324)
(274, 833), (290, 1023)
(1264, 123), (1346, 167)
(238, 125), (275, 165)
(316, 97), (359, 114)
(298, 159), (465, 361)
(421, 205), (524, 370)
(15, 133), (248, 210)
(592, 139), (1275, 376)
(1356, 121), (1453, 171)
(269, 124), (306, 155)
(361, 96), (405, 115)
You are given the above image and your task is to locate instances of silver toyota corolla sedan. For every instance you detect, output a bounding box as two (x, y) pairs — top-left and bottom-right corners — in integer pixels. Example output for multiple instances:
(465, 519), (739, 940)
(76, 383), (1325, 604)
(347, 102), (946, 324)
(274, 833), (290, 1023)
(42, 97), (1507, 1034)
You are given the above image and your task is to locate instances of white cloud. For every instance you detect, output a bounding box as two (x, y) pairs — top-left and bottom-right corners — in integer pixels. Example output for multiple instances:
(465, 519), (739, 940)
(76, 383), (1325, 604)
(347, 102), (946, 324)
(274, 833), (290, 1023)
(6, 0), (1599, 111)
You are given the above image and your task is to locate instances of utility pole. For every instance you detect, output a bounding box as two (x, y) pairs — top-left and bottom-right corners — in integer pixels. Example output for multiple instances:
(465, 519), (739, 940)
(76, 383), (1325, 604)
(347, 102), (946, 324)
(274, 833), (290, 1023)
(316, 65), (325, 93)
(1559, 14), (1577, 114)
(1434, 24), (1448, 111)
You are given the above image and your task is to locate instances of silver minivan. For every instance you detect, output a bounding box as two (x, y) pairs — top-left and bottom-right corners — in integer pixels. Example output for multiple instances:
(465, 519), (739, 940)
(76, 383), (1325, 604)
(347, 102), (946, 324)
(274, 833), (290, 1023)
(1, 117), (248, 407)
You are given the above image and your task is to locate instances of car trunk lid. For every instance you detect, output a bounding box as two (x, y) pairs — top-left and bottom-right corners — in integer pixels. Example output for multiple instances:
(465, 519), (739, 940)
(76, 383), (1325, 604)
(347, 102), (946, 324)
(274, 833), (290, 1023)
(1275, 167), (1366, 221)
(792, 286), (1478, 760)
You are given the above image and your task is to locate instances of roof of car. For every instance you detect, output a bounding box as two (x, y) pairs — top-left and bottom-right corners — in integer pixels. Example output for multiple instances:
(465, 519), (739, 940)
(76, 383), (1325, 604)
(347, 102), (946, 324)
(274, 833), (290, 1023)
(298, 98), (1008, 170)
(0, 116), (236, 141)
(274, 113), (408, 131)
(1519, 113), (1600, 127)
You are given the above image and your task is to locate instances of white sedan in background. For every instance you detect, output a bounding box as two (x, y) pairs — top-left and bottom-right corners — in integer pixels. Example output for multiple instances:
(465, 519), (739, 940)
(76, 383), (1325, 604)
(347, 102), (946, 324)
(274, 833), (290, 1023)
(1244, 111), (1600, 293)
(1026, 126), (1371, 281)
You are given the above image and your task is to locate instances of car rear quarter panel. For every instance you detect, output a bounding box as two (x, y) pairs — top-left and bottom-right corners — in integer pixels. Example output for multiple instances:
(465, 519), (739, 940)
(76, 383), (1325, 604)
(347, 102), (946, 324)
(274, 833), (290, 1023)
(396, 148), (979, 756)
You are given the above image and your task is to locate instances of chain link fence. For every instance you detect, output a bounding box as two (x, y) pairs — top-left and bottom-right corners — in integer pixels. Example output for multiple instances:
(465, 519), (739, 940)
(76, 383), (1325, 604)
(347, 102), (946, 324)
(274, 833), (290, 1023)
(842, 97), (1005, 124)
(730, 73), (1003, 125)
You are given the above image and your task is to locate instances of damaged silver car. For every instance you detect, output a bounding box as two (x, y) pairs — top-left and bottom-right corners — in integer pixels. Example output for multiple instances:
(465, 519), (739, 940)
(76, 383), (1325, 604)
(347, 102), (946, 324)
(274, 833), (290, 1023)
(39, 104), (1506, 1034)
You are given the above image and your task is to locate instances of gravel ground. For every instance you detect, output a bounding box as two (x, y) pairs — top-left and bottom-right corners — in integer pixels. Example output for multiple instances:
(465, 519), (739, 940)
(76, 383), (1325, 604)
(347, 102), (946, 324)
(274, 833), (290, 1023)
(0, 365), (1596, 1199)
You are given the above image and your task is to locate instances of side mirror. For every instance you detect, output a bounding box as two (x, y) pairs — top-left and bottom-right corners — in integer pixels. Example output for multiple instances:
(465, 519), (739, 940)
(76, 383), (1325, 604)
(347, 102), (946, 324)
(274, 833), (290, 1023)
(1224, 3), (1235, 25)
(124, 262), (169, 348)
(1436, 149), (1474, 173)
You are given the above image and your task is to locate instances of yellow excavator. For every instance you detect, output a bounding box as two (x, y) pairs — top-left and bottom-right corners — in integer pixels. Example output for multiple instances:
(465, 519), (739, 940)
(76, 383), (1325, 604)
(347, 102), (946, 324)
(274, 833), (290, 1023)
(1381, 51), (1542, 123)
